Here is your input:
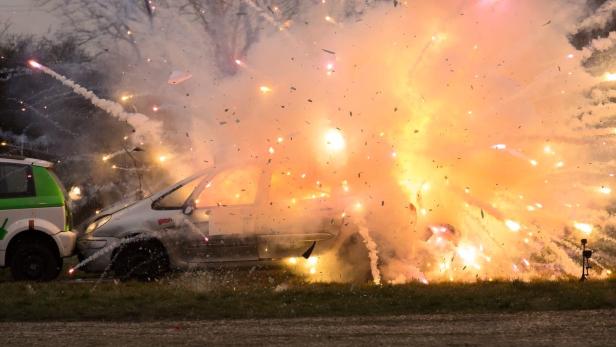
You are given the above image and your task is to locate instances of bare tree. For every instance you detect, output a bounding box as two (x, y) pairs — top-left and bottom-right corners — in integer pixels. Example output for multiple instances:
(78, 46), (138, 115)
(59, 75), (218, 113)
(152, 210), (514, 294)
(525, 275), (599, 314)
(37, 0), (151, 61)
(37, 0), (304, 75)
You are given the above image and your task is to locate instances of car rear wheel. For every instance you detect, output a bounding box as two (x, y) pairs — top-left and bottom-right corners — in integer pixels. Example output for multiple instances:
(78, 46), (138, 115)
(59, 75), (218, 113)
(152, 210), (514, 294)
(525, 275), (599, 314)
(10, 241), (62, 281)
(113, 239), (170, 281)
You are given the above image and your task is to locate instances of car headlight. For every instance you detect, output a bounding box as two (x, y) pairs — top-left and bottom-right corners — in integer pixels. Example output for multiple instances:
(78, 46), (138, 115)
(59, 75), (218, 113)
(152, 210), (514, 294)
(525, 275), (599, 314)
(86, 215), (112, 234)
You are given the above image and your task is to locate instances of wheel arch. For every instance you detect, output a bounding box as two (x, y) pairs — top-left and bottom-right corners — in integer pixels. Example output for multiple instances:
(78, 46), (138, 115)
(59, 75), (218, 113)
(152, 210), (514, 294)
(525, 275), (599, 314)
(5, 229), (61, 267)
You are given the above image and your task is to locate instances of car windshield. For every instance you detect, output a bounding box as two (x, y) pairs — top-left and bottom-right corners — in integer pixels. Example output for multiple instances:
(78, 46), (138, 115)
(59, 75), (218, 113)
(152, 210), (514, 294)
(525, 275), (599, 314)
(152, 173), (209, 210)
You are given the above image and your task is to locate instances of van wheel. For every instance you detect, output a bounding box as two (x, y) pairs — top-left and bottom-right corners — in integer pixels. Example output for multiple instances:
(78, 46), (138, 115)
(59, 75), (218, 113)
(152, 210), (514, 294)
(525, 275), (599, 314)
(10, 241), (62, 281)
(113, 240), (170, 281)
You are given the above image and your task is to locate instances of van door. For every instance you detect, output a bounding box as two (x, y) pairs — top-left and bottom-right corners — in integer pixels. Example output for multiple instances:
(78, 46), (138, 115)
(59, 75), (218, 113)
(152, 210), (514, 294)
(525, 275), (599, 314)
(188, 166), (262, 262)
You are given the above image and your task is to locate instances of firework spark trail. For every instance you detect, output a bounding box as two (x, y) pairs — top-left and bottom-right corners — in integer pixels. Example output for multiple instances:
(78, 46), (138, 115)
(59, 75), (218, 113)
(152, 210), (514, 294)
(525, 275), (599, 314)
(7, 97), (78, 137)
(27, 60), (160, 142)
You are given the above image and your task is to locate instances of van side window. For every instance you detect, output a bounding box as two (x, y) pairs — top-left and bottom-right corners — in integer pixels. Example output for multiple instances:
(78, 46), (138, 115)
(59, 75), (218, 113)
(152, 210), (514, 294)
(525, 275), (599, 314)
(0, 164), (35, 198)
(196, 167), (260, 208)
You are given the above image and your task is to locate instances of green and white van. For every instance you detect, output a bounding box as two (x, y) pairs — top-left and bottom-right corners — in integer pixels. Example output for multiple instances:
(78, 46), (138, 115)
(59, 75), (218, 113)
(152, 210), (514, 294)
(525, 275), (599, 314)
(0, 156), (76, 280)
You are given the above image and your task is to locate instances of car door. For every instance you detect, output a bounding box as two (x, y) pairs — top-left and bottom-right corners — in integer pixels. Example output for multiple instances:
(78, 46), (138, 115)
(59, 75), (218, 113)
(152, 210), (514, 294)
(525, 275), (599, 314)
(149, 174), (209, 264)
(187, 166), (262, 262)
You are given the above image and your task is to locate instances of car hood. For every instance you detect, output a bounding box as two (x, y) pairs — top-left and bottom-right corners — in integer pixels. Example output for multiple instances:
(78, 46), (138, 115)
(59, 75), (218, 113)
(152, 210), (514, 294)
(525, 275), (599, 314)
(78, 197), (141, 232)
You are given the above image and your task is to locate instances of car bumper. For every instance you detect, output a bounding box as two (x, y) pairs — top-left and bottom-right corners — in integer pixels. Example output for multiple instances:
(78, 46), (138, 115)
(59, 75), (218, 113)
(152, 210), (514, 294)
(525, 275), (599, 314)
(76, 236), (120, 272)
(53, 231), (77, 257)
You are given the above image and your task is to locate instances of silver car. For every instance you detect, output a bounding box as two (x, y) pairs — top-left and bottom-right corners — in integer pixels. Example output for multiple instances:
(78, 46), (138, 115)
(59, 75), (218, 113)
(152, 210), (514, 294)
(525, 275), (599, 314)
(77, 164), (344, 279)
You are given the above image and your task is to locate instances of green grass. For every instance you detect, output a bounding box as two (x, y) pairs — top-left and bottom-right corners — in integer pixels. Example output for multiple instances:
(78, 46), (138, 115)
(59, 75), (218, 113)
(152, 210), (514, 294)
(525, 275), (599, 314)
(0, 265), (615, 321)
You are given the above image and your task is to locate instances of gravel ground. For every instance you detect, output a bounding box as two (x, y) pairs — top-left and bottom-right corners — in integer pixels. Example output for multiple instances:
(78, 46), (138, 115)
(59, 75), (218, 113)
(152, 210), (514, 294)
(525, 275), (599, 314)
(1, 309), (614, 346)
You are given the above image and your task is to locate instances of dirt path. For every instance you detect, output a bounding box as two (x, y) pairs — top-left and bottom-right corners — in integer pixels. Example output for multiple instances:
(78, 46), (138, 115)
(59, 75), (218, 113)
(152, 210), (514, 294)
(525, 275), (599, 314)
(1, 309), (614, 346)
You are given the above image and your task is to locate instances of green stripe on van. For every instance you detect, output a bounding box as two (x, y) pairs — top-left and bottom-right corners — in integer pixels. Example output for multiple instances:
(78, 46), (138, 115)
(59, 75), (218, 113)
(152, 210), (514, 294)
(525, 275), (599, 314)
(0, 166), (65, 211)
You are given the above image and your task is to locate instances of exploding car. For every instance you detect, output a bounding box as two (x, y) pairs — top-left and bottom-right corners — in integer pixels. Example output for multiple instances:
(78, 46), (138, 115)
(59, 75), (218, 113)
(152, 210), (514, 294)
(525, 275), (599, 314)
(77, 164), (349, 279)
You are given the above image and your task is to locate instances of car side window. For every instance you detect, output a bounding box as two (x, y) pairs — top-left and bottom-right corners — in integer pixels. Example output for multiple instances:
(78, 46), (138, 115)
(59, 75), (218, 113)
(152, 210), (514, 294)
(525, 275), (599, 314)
(0, 163), (35, 199)
(196, 167), (260, 208)
(269, 168), (330, 203)
(152, 178), (202, 210)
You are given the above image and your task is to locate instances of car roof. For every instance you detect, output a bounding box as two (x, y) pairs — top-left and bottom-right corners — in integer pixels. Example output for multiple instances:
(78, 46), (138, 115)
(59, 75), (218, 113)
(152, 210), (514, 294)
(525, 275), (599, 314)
(0, 155), (54, 168)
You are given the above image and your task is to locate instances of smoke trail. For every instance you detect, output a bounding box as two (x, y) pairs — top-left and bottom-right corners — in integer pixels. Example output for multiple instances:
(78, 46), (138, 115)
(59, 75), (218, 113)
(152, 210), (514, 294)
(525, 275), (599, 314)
(356, 220), (381, 285)
(27, 60), (161, 142)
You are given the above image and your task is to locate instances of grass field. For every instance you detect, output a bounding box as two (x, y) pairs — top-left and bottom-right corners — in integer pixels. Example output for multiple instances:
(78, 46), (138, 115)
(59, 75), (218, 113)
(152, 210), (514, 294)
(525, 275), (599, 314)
(1, 263), (615, 321)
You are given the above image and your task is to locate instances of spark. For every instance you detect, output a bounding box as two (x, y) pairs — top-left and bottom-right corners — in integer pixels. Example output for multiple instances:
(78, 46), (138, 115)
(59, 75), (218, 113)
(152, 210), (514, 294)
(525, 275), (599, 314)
(287, 257), (297, 265)
(307, 257), (318, 266)
(260, 85), (272, 93)
(530, 159), (538, 166)
(491, 143), (506, 150)
(543, 145), (554, 154)
(102, 155), (110, 162)
(599, 186), (611, 195)
(505, 219), (521, 232)
(555, 161), (564, 168)
(68, 186), (82, 201)
(152, 105), (159, 112)
(605, 72), (616, 81)
(324, 128), (345, 152)
(158, 155), (168, 163)
(268, 146), (275, 154)
(276, 136), (284, 143)
(431, 33), (447, 43)
(574, 222), (593, 235)
(324, 15), (336, 24)
(68, 268), (75, 275)
(235, 59), (242, 65)
(28, 60), (42, 69)
(457, 244), (478, 267)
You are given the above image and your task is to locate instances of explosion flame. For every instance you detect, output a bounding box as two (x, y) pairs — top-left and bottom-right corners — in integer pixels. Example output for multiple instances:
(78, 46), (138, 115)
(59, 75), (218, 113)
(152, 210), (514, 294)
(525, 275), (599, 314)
(30, 1), (616, 283)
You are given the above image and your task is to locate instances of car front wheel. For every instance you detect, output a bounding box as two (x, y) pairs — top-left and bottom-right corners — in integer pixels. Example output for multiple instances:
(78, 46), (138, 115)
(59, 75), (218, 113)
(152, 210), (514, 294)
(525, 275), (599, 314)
(10, 241), (62, 281)
(113, 239), (170, 281)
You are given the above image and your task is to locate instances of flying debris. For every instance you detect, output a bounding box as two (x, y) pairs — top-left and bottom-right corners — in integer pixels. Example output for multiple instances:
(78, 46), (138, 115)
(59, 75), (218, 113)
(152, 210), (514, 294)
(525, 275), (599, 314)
(168, 70), (193, 85)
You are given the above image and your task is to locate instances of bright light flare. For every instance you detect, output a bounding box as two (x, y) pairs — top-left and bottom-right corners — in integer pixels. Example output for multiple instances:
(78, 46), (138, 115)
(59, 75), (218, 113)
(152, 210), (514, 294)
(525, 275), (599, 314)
(68, 186), (82, 201)
(456, 244), (478, 267)
(158, 155), (168, 163)
(28, 59), (42, 69)
(599, 186), (612, 195)
(604, 72), (616, 81)
(307, 257), (318, 266)
(491, 143), (507, 150)
(324, 128), (345, 152)
(574, 222), (593, 235)
(505, 219), (521, 232)
(259, 85), (272, 94)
